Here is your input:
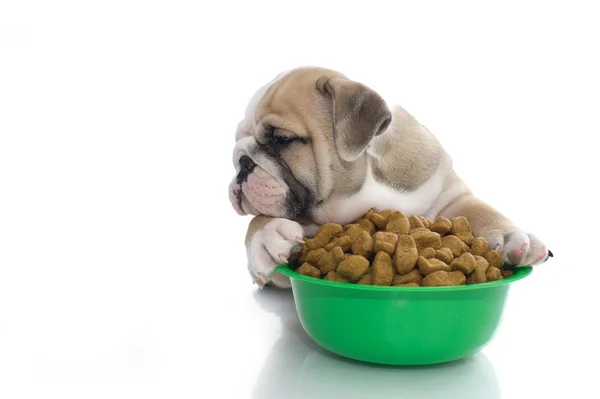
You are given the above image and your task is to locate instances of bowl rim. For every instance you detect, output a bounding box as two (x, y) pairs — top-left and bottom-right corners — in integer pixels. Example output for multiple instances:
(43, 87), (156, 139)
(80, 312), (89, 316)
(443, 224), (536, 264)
(276, 264), (533, 291)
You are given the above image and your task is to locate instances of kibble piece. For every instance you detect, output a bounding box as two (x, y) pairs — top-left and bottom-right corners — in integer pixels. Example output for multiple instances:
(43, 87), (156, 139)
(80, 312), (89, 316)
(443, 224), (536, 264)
(419, 247), (436, 259)
(295, 243), (310, 263)
(368, 211), (390, 229)
(408, 215), (425, 230)
(435, 247), (454, 264)
(418, 216), (431, 229)
(394, 235), (419, 274)
(373, 232), (399, 255)
(344, 224), (365, 240)
(410, 230), (442, 252)
(386, 211), (410, 235)
(392, 269), (423, 285)
(470, 237), (490, 257)
(351, 230), (374, 257)
(418, 256), (452, 275)
(393, 282), (420, 287)
(337, 255), (370, 282)
(441, 235), (470, 258)
(450, 253), (477, 274)
(486, 267), (503, 281)
(358, 218), (376, 235)
(306, 223), (343, 249)
(296, 262), (321, 278)
(305, 248), (328, 266)
(484, 250), (504, 269)
(449, 216), (475, 245)
(467, 256), (489, 284)
(501, 269), (514, 278)
(324, 270), (349, 283)
(325, 235), (352, 252)
(372, 252), (394, 286)
(429, 216), (452, 236)
(317, 247), (346, 274)
(357, 274), (373, 285)
(422, 270), (466, 286)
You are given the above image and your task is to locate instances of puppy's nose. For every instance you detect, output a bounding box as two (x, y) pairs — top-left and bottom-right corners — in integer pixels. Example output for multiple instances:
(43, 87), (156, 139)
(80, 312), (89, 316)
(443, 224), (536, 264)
(237, 155), (256, 183)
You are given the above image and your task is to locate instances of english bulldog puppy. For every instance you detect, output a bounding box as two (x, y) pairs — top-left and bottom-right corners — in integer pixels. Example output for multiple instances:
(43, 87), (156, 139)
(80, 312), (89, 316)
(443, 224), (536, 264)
(229, 67), (551, 288)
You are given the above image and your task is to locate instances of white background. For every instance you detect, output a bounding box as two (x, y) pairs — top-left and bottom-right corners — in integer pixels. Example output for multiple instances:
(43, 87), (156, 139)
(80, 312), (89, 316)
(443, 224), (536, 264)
(1, 1), (599, 398)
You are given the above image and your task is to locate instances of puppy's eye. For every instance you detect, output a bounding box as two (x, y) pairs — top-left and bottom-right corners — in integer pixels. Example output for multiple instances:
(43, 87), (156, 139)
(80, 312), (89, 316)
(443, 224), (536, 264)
(273, 135), (297, 145)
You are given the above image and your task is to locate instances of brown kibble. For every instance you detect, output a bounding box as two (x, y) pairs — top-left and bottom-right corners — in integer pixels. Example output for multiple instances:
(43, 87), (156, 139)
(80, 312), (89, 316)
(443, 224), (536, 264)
(470, 237), (490, 257)
(326, 235), (352, 252)
(501, 269), (514, 278)
(486, 267), (503, 281)
(418, 216), (431, 229)
(410, 227), (430, 234)
(392, 269), (423, 285)
(435, 247), (454, 264)
(305, 248), (328, 266)
(484, 250), (504, 269)
(372, 252), (394, 286)
(296, 262), (321, 278)
(429, 216), (452, 236)
(393, 282), (420, 287)
(441, 235), (470, 258)
(306, 223), (343, 249)
(410, 229), (442, 251)
(422, 270), (466, 286)
(373, 231), (399, 255)
(344, 224), (365, 241)
(394, 235), (419, 274)
(419, 247), (436, 259)
(351, 230), (374, 257)
(357, 274), (374, 285)
(337, 255), (370, 282)
(386, 211), (410, 235)
(295, 243), (310, 263)
(368, 211), (390, 229)
(324, 270), (349, 283)
(418, 256), (452, 275)
(317, 247), (346, 274)
(408, 215), (425, 230)
(449, 216), (475, 245)
(467, 256), (489, 284)
(450, 253), (477, 274)
(358, 218), (376, 235)
(379, 209), (392, 219)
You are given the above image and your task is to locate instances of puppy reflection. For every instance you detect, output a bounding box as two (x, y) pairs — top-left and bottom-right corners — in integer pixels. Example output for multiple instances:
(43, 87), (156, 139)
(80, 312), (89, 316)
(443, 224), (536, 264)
(252, 288), (500, 399)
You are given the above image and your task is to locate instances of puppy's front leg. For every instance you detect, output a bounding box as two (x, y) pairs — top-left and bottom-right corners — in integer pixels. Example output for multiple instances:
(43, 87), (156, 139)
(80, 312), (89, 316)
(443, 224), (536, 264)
(439, 195), (551, 266)
(245, 215), (318, 289)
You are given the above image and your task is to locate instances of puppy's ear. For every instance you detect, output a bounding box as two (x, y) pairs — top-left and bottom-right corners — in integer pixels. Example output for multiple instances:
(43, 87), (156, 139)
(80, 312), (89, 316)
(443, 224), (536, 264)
(316, 76), (391, 162)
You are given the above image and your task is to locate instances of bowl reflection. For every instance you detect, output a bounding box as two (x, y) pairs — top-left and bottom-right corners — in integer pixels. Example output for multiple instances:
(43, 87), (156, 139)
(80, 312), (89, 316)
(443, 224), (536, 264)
(252, 287), (500, 399)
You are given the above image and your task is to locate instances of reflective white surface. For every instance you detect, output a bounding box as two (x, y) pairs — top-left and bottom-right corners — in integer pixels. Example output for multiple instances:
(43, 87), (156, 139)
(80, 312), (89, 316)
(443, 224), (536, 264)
(2, 1), (599, 398)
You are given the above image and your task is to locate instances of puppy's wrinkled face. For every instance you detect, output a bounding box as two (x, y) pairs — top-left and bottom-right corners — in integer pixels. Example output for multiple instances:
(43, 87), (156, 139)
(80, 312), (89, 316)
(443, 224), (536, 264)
(228, 67), (391, 223)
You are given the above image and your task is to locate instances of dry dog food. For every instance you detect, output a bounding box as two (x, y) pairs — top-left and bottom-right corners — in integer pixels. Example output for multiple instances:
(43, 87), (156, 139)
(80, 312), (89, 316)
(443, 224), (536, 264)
(290, 208), (515, 287)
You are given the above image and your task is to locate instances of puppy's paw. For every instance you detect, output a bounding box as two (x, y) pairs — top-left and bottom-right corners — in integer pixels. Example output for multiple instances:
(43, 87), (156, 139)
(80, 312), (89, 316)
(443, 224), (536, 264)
(485, 229), (552, 266)
(248, 218), (305, 289)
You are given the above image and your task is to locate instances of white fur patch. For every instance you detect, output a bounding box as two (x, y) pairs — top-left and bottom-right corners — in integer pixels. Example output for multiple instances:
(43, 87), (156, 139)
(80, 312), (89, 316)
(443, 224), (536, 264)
(235, 70), (290, 141)
(247, 218), (304, 288)
(318, 162), (447, 225)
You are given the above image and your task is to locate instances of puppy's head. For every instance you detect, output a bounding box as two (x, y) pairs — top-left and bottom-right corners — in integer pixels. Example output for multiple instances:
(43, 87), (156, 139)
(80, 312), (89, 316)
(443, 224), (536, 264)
(228, 67), (391, 223)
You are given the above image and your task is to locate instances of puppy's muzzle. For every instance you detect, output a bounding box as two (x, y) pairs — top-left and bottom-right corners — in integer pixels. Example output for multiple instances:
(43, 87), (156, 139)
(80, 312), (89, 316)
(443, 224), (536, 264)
(236, 155), (256, 184)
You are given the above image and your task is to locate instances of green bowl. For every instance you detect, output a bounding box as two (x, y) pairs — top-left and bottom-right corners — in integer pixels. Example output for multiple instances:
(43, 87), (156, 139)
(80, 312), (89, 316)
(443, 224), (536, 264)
(276, 265), (533, 366)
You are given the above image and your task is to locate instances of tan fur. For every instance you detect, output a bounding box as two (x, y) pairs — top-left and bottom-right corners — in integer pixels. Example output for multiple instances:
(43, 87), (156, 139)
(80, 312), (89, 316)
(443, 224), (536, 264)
(369, 107), (447, 191)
